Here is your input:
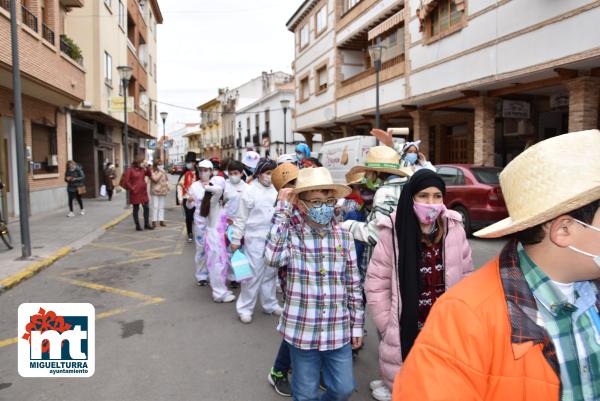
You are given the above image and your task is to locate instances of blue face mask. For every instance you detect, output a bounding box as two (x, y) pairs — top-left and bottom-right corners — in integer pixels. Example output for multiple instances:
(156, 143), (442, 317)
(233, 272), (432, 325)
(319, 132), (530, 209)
(306, 204), (335, 225)
(296, 152), (305, 161)
(404, 153), (418, 165)
(186, 163), (194, 170)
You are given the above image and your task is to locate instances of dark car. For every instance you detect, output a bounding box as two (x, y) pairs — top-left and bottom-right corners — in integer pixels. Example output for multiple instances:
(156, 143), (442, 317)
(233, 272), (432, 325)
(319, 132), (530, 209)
(436, 164), (508, 236)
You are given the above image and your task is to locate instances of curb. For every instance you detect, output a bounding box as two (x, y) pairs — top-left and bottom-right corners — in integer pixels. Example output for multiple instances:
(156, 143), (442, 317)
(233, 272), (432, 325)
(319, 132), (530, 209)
(0, 247), (72, 293)
(0, 210), (132, 294)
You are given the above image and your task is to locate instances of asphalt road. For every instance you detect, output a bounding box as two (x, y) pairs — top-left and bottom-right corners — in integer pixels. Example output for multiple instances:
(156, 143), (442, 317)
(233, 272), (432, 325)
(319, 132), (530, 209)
(0, 201), (504, 401)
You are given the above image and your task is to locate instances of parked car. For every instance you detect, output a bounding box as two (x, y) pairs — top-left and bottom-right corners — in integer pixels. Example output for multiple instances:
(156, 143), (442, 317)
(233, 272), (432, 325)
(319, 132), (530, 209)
(170, 162), (185, 175)
(436, 164), (508, 236)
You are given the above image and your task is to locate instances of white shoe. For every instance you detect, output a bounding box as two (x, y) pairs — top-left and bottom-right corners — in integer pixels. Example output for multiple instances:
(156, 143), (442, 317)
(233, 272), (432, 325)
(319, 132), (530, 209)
(67, 212), (75, 217)
(239, 314), (253, 324)
(215, 294), (236, 303)
(369, 380), (385, 391)
(80, 209), (85, 215)
(372, 386), (392, 401)
(266, 305), (283, 316)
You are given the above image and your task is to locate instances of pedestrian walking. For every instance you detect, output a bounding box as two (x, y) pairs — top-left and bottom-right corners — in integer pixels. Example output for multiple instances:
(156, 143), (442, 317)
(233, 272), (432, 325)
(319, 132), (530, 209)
(177, 152), (198, 242)
(294, 142), (311, 168)
(371, 129), (436, 172)
(103, 162), (116, 201)
(265, 167), (364, 401)
(150, 159), (170, 228)
(392, 130), (600, 401)
(230, 158), (280, 323)
(366, 169), (472, 401)
(65, 160), (85, 217)
(241, 150), (260, 183)
(120, 158), (152, 231)
(223, 160), (248, 222)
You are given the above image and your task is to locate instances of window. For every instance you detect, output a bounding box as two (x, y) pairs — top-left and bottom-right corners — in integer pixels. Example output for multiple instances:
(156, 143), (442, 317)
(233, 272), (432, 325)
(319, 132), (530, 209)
(300, 76), (310, 102)
(315, 6), (327, 34)
(118, 0), (125, 29)
(342, 0), (361, 14)
(299, 24), (309, 49)
(316, 65), (327, 93)
(436, 166), (461, 186)
(374, 26), (405, 64)
(104, 51), (112, 84)
(428, 0), (465, 38)
(31, 123), (58, 175)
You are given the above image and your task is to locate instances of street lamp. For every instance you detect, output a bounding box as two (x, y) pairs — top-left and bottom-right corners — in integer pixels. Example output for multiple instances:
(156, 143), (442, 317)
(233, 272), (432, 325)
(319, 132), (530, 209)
(117, 65), (133, 206)
(237, 121), (242, 160)
(280, 98), (290, 154)
(160, 111), (168, 165)
(368, 44), (385, 130)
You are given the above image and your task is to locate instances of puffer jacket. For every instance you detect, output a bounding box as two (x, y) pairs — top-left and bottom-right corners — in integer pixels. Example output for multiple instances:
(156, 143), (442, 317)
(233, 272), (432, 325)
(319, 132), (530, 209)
(150, 169), (170, 196)
(365, 209), (472, 389)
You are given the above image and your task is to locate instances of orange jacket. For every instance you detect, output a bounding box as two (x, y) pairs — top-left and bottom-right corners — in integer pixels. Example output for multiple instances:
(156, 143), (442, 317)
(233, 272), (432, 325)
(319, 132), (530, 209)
(392, 256), (560, 401)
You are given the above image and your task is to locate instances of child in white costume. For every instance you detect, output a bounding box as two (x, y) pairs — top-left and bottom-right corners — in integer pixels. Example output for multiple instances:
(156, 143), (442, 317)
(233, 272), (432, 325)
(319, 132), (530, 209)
(230, 158), (281, 323)
(187, 159), (213, 286)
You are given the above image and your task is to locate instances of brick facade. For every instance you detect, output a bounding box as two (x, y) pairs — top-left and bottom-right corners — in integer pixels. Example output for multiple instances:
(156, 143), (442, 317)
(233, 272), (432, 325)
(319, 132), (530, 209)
(471, 97), (497, 166)
(567, 76), (600, 132)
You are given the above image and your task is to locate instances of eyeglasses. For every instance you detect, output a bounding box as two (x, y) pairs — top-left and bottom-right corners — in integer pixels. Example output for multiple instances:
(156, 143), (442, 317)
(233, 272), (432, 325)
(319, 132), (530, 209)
(302, 198), (337, 208)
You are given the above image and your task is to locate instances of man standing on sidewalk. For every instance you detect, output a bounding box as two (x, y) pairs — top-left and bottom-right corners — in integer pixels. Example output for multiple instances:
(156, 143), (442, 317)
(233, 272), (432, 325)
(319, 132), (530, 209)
(265, 167), (364, 401)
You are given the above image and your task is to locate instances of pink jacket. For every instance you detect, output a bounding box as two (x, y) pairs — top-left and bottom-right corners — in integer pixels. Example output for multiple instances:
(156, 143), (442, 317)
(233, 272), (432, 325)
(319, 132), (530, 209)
(365, 209), (473, 389)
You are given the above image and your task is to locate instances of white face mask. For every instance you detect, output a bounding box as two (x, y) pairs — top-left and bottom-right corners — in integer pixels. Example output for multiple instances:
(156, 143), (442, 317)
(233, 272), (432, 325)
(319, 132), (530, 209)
(259, 174), (272, 187)
(157, 165), (164, 170)
(568, 219), (600, 268)
(229, 175), (241, 185)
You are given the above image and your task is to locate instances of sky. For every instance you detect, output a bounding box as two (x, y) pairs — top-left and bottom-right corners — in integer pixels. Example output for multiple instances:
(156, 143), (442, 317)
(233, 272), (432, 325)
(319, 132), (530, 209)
(157, 0), (299, 134)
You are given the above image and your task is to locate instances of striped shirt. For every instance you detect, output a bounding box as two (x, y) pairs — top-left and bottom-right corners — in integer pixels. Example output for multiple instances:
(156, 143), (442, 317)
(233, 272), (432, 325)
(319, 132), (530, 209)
(519, 244), (600, 401)
(265, 201), (364, 351)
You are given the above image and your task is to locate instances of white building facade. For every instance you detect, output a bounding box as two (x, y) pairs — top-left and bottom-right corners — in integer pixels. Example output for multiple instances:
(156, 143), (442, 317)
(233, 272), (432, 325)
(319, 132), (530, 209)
(169, 123), (199, 164)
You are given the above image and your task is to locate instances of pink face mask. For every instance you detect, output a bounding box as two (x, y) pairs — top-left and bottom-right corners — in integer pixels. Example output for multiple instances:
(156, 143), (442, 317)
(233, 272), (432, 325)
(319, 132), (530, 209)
(413, 202), (446, 225)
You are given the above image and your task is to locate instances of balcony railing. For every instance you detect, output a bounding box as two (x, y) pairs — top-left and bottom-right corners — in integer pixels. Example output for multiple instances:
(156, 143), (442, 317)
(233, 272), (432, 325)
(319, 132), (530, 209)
(21, 4), (38, 32)
(340, 54), (405, 87)
(60, 35), (84, 66)
(42, 23), (55, 44)
(0, 0), (9, 12)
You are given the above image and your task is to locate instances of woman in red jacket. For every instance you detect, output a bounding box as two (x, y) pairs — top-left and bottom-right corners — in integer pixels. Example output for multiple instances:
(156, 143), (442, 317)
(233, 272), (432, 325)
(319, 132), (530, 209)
(121, 158), (153, 231)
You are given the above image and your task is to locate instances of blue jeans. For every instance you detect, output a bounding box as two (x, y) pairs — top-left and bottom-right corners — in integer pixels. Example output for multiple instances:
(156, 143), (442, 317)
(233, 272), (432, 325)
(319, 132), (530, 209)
(289, 342), (354, 401)
(273, 339), (291, 373)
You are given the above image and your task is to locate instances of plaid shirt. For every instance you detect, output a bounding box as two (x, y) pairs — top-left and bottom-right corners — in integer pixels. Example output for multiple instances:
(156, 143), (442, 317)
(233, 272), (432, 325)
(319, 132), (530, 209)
(265, 201), (364, 351)
(517, 244), (600, 401)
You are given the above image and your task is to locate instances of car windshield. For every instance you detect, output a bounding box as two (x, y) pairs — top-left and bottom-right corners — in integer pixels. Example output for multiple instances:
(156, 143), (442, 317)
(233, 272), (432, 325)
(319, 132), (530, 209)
(471, 167), (501, 184)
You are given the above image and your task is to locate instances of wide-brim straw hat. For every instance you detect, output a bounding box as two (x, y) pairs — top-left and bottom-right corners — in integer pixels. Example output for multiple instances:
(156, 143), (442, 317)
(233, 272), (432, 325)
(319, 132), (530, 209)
(349, 146), (413, 177)
(474, 129), (600, 238)
(346, 171), (365, 186)
(272, 163), (299, 191)
(294, 167), (351, 198)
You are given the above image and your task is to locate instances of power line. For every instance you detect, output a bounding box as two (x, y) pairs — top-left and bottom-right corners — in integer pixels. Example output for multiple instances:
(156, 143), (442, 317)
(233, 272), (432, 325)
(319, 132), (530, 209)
(151, 98), (293, 116)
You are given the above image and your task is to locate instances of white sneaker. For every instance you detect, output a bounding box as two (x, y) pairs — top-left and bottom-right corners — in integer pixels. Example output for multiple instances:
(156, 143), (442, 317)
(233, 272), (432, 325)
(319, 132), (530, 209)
(369, 380), (385, 391)
(372, 385), (392, 401)
(215, 293), (236, 303)
(266, 305), (283, 316)
(239, 314), (253, 324)
(80, 209), (86, 215)
(67, 212), (75, 217)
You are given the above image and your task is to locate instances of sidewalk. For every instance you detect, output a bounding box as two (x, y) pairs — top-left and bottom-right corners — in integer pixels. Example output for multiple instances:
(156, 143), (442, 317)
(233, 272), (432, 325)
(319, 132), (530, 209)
(0, 191), (132, 292)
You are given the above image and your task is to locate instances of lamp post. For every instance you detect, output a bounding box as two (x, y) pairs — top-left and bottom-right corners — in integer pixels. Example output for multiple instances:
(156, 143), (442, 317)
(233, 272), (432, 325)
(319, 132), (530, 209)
(237, 121), (242, 160)
(280, 98), (290, 154)
(368, 44), (384, 131)
(117, 65), (133, 206)
(160, 111), (168, 165)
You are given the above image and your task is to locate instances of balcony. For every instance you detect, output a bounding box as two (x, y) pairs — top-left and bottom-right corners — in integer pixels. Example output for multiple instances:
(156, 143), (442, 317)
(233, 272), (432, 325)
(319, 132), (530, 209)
(0, 0), (8, 12)
(42, 23), (55, 45)
(21, 4), (38, 32)
(338, 54), (405, 99)
(60, 35), (83, 66)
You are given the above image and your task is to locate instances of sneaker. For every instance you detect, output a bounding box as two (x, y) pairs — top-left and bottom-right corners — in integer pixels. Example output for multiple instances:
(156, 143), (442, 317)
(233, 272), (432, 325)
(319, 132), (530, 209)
(268, 368), (292, 397)
(197, 280), (208, 287)
(229, 281), (240, 289)
(80, 209), (85, 215)
(67, 212), (75, 217)
(239, 314), (252, 324)
(372, 385), (392, 401)
(369, 380), (385, 391)
(187, 234), (193, 243)
(265, 305), (284, 316)
(214, 293), (236, 303)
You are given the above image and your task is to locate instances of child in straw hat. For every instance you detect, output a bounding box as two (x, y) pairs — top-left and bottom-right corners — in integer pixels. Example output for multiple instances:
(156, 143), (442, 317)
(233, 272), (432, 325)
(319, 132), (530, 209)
(392, 130), (600, 401)
(265, 167), (364, 401)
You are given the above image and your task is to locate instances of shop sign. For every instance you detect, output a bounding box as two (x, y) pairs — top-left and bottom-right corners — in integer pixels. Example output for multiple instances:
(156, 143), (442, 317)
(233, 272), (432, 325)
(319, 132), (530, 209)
(502, 100), (531, 119)
(550, 94), (569, 110)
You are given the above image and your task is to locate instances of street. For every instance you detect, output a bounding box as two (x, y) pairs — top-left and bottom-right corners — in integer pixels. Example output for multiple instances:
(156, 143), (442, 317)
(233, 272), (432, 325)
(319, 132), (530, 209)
(0, 196), (504, 401)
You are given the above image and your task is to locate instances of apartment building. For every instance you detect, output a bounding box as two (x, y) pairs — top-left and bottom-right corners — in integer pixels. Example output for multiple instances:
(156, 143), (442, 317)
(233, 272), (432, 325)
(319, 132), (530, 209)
(197, 97), (222, 160)
(172, 123), (200, 164)
(287, 0), (600, 167)
(0, 0), (86, 217)
(65, 0), (162, 196)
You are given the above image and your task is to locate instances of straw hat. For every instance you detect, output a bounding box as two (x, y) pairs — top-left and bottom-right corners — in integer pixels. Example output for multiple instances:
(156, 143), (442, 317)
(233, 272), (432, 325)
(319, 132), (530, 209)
(346, 171), (365, 186)
(349, 146), (413, 177)
(294, 167), (351, 198)
(474, 129), (600, 238)
(272, 163), (299, 191)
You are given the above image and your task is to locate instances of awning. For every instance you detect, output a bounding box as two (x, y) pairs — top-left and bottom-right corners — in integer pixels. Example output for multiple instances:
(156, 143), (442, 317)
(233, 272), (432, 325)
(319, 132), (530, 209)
(416, 0), (465, 31)
(368, 10), (404, 41)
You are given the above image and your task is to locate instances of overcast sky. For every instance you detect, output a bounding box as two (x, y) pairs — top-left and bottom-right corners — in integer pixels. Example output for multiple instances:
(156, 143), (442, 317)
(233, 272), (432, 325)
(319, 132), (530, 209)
(157, 0), (299, 133)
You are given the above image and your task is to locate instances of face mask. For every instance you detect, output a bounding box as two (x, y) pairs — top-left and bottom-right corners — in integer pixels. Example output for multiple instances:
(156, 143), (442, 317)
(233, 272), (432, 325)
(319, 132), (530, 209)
(296, 152), (305, 161)
(157, 165), (164, 170)
(404, 153), (418, 165)
(259, 174), (272, 187)
(186, 163), (194, 170)
(568, 219), (600, 268)
(212, 171), (218, 177)
(306, 204), (335, 225)
(413, 202), (446, 225)
(200, 171), (211, 181)
(229, 175), (241, 185)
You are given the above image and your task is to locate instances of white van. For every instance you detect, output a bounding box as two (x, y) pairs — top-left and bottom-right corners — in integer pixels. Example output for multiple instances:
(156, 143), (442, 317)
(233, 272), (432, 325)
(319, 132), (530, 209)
(318, 136), (377, 183)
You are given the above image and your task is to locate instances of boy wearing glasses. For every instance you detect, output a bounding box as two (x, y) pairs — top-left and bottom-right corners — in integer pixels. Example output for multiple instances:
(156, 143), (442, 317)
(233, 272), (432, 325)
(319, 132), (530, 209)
(265, 167), (364, 401)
